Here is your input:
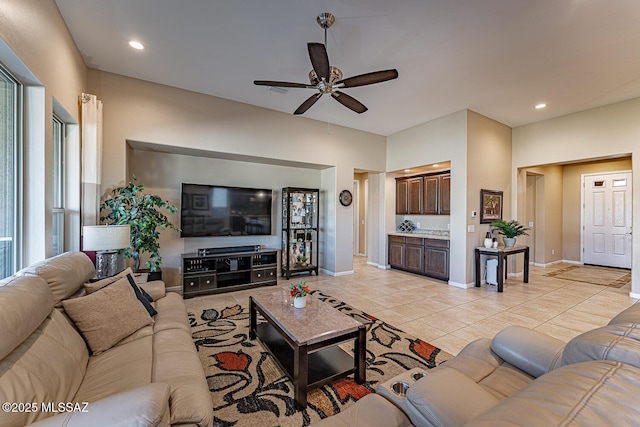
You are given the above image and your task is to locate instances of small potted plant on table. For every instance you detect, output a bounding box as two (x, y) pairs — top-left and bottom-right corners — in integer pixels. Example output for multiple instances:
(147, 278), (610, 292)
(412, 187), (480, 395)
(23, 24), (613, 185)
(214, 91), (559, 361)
(289, 279), (311, 308)
(490, 219), (529, 248)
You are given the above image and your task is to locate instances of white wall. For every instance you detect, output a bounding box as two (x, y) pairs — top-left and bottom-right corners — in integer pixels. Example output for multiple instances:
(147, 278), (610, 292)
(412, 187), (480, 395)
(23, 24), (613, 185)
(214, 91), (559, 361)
(89, 70), (387, 276)
(513, 98), (640, 296)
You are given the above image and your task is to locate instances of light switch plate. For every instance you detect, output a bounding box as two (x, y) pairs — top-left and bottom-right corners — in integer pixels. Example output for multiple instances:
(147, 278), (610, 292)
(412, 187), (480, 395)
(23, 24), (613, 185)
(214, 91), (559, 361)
(468, 225), (475, 232)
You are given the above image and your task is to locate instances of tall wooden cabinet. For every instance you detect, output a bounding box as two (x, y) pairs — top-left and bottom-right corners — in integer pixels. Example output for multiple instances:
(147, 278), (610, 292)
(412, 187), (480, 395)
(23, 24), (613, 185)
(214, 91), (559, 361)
(281, 187), (319, 279)
(396, 171), (450, 215)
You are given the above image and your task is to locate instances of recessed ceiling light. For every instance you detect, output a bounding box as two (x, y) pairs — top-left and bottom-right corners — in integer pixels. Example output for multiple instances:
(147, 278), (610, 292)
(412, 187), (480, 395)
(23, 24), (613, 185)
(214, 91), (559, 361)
(534, 103), (547, 110)
(404, 169), (411, 172)
(432, 164), (439, 167)
(128, 40), (145, 50)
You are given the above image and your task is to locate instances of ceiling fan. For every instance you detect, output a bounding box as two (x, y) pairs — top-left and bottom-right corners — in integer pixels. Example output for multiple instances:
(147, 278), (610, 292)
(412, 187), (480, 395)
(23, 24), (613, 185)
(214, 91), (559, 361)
(254, 13), (399, 115)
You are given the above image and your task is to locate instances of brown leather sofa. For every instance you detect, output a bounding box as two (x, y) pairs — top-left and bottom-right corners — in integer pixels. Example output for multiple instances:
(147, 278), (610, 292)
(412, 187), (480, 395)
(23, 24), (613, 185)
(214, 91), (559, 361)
(0, 252), (213, 427)
(312, 302), (640, 427)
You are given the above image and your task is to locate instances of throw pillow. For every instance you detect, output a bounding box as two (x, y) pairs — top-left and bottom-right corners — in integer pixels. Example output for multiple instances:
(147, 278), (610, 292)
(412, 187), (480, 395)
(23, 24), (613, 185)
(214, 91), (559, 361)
(85, 267), (133, 294)
(126, 274), (157, 317)
(62, 276), (153, 354)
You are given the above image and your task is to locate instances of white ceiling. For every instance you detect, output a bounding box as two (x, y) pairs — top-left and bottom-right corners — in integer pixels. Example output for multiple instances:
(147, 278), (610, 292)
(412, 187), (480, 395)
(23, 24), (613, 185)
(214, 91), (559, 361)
(55, 0), (640, 136)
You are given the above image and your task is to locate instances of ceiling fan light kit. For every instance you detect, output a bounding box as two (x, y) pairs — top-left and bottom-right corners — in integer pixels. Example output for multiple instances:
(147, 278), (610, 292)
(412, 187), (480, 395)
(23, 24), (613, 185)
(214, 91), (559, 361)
(254, 12), (398, 115)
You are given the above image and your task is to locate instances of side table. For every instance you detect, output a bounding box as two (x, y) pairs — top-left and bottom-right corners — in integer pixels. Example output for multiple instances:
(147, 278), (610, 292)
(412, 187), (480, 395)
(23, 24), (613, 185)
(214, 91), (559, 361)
(475, 245), (529, 292)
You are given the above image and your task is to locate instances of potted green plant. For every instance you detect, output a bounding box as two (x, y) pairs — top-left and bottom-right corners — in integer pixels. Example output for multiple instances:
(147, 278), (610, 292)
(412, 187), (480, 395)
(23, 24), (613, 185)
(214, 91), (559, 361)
(100, 176), (180, 277)
(490, 219), (529, 247)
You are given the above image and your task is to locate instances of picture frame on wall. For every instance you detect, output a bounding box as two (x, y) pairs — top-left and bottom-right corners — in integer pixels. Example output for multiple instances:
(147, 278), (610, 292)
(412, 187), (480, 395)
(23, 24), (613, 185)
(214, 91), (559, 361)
(480, 189), (503, 223)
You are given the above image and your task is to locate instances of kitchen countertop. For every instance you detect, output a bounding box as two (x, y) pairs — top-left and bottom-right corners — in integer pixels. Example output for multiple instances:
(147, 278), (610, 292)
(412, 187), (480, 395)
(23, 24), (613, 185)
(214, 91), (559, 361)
(389, 231), (450, 240)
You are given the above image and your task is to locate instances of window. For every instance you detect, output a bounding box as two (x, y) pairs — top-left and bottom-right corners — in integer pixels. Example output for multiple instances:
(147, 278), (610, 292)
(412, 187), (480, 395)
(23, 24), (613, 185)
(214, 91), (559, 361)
(0, 65), (21, 279)
(52, 115), (65, 256)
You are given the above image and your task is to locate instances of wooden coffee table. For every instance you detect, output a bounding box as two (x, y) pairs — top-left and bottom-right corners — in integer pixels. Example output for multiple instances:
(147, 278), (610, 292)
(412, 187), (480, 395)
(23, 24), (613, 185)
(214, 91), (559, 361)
(249, 293), (366, 409)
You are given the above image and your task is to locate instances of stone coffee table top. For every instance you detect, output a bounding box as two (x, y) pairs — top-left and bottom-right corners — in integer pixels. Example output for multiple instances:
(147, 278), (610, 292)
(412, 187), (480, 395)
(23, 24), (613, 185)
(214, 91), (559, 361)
(251, 292), (362, 345)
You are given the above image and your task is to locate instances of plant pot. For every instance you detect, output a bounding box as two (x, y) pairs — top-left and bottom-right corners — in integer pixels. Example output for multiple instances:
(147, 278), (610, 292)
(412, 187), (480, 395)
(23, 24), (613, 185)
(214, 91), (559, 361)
(138, 268), (163, 282)
(293, 296), (307, 308)
(503, 237), (517, 248)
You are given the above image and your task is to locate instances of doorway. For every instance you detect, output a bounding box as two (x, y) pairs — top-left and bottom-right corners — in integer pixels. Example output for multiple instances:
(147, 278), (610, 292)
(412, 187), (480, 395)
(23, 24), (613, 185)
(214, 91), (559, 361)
(582, 171), (632, 269)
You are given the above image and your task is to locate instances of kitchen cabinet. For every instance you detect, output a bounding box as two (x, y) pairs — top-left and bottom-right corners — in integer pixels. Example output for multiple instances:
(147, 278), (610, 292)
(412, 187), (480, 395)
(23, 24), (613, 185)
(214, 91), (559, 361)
(396, 171), (450, 215)
(408, 178), (423, 214)
(424, 239), (449, 280)
(396, 180), (408, 214)
(388, 235), (449, 281)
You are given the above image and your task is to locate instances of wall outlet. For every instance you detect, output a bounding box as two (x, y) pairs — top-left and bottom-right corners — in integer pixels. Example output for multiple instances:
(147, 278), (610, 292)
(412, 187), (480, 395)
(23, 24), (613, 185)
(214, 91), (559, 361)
(416, 222), (421, 228)
(551, 249), (555, 255)
(468, 225), (475, 233)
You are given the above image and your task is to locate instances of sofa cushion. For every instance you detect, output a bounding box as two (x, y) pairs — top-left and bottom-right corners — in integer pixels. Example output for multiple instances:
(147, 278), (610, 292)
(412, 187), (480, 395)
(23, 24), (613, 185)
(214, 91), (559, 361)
(73, 335), (153, 403)
(62, 276), (154, 353)
(18, 251), (95, 305)
(0, 310), (89, 427)
(466, 361), (640, 426)
(152, 328), (213, 427)
(153, 292), (192, 334)
(406, 367), (501, 426)
(562, 323), (640, 368)
(0, 275), (54, 360)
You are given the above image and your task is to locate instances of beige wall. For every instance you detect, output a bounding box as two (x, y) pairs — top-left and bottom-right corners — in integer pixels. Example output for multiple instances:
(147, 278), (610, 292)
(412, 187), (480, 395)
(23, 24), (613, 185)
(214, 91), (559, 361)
(88, 70), (387, 275)
(0, 0), (87, 263)
(518, 165), (563, 266)
(562, 158), (632, 261)
(387, 110), (468, 285)
(129, 149), (322, 286)
(513, 98), (640, 296)
(467, 111), (512, 281)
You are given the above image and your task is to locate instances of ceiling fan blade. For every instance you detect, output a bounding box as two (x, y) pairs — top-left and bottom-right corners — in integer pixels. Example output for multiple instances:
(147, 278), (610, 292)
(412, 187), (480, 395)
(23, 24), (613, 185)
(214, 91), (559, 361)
(254, 80), (312, 89)
(331, 91), (368, 114)
(337, 69), (399, 88)
(308, 43), (330, 82)
(294, 93), (323, 115)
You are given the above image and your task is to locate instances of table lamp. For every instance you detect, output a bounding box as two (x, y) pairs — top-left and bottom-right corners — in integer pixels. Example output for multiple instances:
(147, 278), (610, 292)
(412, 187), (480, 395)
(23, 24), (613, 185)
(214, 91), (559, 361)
(82, 225), (131, 279)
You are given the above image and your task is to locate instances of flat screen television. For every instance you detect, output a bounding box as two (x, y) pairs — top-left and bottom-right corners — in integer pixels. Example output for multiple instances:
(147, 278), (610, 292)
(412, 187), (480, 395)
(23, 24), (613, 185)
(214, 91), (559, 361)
(180, 183), (272, 237)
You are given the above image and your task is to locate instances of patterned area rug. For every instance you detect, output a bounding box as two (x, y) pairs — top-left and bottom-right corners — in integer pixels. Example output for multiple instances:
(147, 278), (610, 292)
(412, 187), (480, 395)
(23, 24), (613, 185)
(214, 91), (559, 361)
(189, 290), (453, 427)
(544, 265), (631, 288)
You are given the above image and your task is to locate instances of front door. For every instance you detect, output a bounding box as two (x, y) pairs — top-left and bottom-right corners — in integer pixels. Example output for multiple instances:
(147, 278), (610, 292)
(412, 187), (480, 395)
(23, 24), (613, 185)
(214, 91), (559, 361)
(583, 171), (632, 268)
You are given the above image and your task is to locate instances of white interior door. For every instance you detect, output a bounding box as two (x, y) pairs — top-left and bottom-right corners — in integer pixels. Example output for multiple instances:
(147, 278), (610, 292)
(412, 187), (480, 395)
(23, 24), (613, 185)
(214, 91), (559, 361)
(353, 180), (359, 256)
(583, 171), (632, 268)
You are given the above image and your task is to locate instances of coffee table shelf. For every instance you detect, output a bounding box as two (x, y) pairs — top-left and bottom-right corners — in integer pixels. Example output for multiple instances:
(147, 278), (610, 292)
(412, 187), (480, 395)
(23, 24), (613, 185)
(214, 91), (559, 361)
(256, 322), (357, 389)
(249, 294), (366, 409)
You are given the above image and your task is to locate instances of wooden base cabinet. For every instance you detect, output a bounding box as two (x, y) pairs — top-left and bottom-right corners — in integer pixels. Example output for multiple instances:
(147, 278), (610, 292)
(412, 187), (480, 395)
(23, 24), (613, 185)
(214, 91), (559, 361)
(388, 235), (449, 281)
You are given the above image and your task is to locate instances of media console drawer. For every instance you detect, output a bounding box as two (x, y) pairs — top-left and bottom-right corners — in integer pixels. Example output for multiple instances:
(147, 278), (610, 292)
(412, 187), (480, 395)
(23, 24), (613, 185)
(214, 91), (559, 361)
(253, 267), (277, 283)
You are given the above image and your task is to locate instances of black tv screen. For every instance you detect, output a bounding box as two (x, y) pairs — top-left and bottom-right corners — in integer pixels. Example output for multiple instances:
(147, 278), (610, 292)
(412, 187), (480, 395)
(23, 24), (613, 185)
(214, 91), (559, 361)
(180, 184), (272, 237)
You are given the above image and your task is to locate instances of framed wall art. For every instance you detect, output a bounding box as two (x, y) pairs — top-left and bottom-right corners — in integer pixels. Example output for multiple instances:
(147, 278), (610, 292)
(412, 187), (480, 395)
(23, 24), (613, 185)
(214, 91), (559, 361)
(480, 189), (503, 223)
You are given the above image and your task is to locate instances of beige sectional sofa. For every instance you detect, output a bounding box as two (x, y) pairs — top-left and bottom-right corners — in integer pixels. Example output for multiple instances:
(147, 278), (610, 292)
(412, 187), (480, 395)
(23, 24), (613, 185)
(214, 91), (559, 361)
(313, 302), (640, 427)
(0, 252), (213, 427)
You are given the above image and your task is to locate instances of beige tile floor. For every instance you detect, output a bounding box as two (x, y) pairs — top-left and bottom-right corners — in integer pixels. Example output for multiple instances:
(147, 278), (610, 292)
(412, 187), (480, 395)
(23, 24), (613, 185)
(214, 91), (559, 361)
(185, 257), (638, 356)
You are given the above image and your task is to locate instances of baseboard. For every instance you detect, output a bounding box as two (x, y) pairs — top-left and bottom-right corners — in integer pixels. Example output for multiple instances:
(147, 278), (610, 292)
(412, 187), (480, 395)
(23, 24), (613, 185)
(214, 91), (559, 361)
(629, 291), (640, 299)
(448, 281), (474, 289)
(533, 259), (581, 268)
(320, 268), (354, 277)
(367, 261), (389, 270)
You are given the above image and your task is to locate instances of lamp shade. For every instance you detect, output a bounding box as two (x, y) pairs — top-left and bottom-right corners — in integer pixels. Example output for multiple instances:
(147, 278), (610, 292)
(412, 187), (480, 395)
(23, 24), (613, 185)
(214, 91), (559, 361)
(82, 225), (131, 251)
